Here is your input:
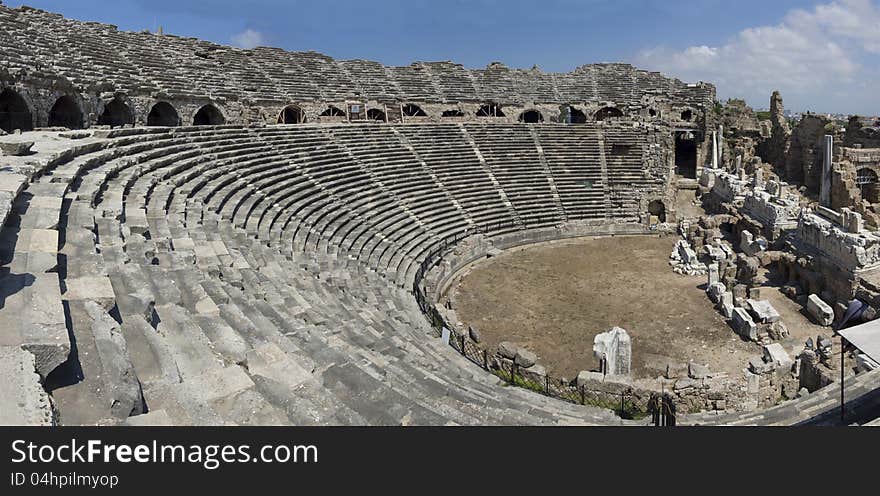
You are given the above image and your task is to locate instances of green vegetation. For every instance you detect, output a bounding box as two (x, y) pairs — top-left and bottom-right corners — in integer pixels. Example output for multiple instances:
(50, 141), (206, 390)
(756, 111), (772, 121)
(494, 369), (648, 420)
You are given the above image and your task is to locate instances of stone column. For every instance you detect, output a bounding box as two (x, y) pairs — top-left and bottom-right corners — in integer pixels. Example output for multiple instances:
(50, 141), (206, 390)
(718, 125), (724, 166)
(820, 135), (833, 207)
(712, 131), (718, 169)
(735, 155), (742, 174)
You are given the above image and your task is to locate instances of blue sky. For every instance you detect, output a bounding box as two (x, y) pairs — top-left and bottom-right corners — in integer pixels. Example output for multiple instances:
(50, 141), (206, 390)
(8, 0), (880, 114)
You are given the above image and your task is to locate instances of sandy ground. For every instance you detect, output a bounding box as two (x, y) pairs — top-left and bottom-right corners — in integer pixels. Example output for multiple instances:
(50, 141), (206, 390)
(450, 235), (764, 379)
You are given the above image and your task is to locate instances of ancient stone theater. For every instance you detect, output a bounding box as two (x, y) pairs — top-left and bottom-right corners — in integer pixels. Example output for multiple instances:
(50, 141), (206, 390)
(1, 3), (878, 426)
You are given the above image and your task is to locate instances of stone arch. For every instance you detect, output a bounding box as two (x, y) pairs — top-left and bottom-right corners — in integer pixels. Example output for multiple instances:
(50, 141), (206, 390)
(476, 104), (504, 117)
(562, 106), (587, 124)
(48, 95), (83, 129)
(518, 110), (544, 123)
(0, 88), (33, 133)
(402, 104), (427, 117)
(278, 105), (306, 124)
(147, 101), (180, 127)
(595, 106), (624, 121)
(98, 96), (133, 128)
(366, 108), (386, 122)
(648, 200), (666, 223)
(193, 104), (225, 126)
(856, 167), (879, 202)
(441, 109), (464, 118)
(319, 105), (346, 117)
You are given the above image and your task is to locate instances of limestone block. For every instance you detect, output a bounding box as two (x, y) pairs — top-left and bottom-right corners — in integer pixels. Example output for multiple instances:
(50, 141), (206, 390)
(720, 292), (735, 318)
(16, 228), (58, 254)
(0, 346), (54, 425)
(707, 282), (727, 303)
(746, 299), (781, 323)
(497, 341), (518, 359)
(708, 263), (719, 285)
(688, 362), (710, 379)
(0, 140), (34, 156)
(576, 370), (604, 387)
(64, 276), (116, 310)
(732, 307), (758, 340)
(593, 327), (631, 376)
(514, 348), (537, 368)
(806, 294), (834, 326)
(665, 362), (687, 379)
(762, 343), (793, 369)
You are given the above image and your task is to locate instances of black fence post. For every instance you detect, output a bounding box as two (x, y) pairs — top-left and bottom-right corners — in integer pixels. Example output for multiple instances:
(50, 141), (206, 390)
(482, 349), (488, 370)
(460, 334), (466, 354)
(545, 376), (550, 395)
(579, 385), (585, 405)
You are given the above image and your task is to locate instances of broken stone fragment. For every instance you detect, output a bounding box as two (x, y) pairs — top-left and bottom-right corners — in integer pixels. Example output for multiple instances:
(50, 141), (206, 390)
(665, 362), (687, 379)
(468, 325), (482, 343)
(497, 341), (518, 359)
(806, 294), (834, 326)
(0, 140), (34, 156)
(513, 348), (537, 368)
(688, 362), (709, 379)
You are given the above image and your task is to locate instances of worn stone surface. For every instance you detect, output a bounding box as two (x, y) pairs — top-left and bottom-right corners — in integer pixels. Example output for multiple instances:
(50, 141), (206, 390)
(806, 294), (834, 326)
(592, 327), (631, 376)
(0, 346), (54, 425)
(0, 140), (34, 156)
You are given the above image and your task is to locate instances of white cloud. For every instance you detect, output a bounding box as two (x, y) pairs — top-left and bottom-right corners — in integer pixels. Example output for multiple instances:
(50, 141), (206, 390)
(231, 29), (266, 49)
(635, 0), (880, 113)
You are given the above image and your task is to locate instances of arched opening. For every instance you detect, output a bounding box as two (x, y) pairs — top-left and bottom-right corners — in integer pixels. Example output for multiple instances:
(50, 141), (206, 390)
(595, 107), (624, 121)
(562, 106), (587, 124)
(857, 168), (880, 203)
(519, 110), (544, 123)
(674, 131), (698, 179)
(319, 106), (346, 117)
(193, 104), (225, 126)
(98, 97), (133, 128)
(648, 200), (666, 223)
(366, 108), (386, 122)
(402, 104), (427, 117)
(680, 109), (693, 121)
(146, 101), (180, 127)
(278, 105), (306, 124)
(649, 108), (658, 118)
(0, 88), (33, 133)
(441, 109), (464, 118)
(47, 95), (83, 129)
(476, 104), (504, 117)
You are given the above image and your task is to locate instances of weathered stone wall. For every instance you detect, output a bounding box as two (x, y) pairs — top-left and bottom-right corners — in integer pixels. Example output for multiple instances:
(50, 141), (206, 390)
(0, 4), (714, 132)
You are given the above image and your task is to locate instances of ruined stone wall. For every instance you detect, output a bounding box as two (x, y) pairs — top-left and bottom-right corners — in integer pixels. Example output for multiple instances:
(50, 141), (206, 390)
(0, 4), (714, 132)
(844, 116), (880, 149)
(756, 91), (791, 170)
(783, 115), (841, 194)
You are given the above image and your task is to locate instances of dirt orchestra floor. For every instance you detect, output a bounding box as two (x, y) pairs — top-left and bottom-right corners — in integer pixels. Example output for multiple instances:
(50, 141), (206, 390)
(449, 235), (767, 380)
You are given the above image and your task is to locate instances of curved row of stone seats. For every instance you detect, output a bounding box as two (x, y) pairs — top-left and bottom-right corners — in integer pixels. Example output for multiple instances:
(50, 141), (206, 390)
(463, 124), (566, 227)
(681, 368), (880, 426)
(224, 127), (429, 284)
(0, 127), (225, 424)
(535, 125), (608, 221)
(3, 123), (663, 425)
(85, 128), (629, 425)
(394, 124), (522, 228)
(603, 127), (657, 220)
